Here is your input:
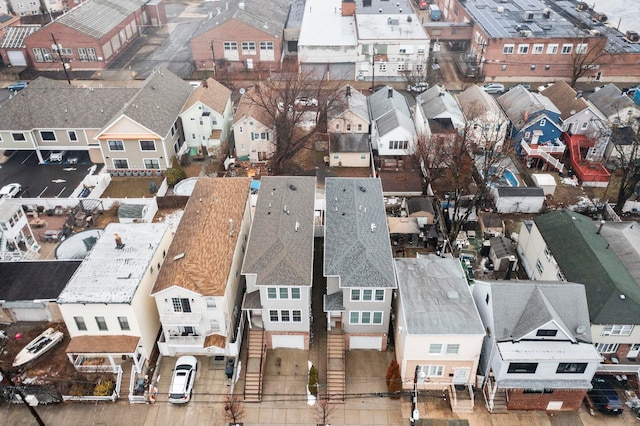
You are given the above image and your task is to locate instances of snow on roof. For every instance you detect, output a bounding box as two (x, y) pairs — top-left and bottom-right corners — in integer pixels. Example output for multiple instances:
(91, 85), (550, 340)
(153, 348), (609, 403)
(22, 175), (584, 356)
(58, 223), (169, 304)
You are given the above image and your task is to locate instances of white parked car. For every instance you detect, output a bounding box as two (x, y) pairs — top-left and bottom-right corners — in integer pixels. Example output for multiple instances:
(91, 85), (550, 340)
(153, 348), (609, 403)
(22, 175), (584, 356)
(168, 355), (197, 404)
(537, 83), (554, 92)
(0, 183), (21, 198)
(407, 82), (429, 93)
(482, 83), (505, 94)
(294, 96), (318, 107)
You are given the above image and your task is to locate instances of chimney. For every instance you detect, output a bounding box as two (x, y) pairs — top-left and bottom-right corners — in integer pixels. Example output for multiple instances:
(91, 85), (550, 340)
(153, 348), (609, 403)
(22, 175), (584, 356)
(597, 219), (605, 234)
(115, 233), (125, 249)
(388, 88), (393, 98)
(346, 86), (351, 97)
(342, 0), (355, 16)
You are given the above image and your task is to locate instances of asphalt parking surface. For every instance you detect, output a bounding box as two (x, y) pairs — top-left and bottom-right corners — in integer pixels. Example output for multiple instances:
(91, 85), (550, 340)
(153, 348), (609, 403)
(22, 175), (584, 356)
(0, 151), (94, 198)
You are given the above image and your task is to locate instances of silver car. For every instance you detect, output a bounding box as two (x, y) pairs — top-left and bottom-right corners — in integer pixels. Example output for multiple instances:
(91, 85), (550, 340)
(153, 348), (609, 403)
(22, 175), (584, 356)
(168, 355), (197, 403)
(482, 83), (505, 94)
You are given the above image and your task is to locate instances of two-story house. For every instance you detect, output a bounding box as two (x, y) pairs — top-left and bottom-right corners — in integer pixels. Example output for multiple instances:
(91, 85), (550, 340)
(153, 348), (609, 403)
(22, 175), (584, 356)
(324, 177), (396, 350)
(497, 86), (564, 172)
(394, 255), (484, 412)
(151, 178), (253, 358)
(179, 77), (233, 156)
(415, 85), (465, 137)
(190, 0), (290, 73)
(328, 84), (371, 167)
(242, 176), (316, 350)
(58, 223), (172, 377)
(0, 200), (40, 261)
(472, 280), (601, 412)
(518, 209), (640, 359)
(232, 86), (276, 163)
(369, 87), (416, 168)
(456, 85), (508, 152)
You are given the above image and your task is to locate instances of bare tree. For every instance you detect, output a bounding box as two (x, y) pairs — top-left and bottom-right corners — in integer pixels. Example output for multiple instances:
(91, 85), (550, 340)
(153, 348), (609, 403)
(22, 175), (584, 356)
(313, 398), (337, 426)
(412, 102), (511, 249)
(244, 70), (347, 174)
(222, 394), (246, 425)
(608, 124), (640, 214)
(569, 34), (608, 88)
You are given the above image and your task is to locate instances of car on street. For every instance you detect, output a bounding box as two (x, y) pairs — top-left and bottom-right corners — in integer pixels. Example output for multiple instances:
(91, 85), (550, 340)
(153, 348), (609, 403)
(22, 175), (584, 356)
(7, 81), (28, 92)
(0, 183), (22, 198)
(481, 83), (505, 94)
(407, 82), (429, 93)
(168, 355), (197, 404)
(294, 96), (318, 107)
(588, 376), (624, 414)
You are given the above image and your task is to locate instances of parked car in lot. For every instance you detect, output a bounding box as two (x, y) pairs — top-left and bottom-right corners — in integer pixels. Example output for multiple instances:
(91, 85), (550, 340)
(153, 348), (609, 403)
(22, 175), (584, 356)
(0, 183), (22, 198)
(294, 96), (318, 107)
(588, 376), (624, 414)
(482, 83), (505, 94)
(7, 81), (28, 92)
(49, 151), (66, 162)
(168, 355), (197, 404)
(0, 150), (16, 164)
(407, 82), (429, 93)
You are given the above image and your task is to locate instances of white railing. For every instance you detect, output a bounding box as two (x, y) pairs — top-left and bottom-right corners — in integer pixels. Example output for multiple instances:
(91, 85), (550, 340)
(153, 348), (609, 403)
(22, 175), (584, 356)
(63, 366), (122, 402)
(159, 312), (202, 325)
(520, 140), (565, 172)
(166, 334), (202, 344)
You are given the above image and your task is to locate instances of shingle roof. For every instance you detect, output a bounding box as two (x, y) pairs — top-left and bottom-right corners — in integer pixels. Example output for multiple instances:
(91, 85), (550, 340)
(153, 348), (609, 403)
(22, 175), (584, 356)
(233, 85), (272, 127)
(395, 255), (484, 335)
(496, 186), (544, 197)
(598, 221), (640, 289)
(104, 68), (193, 137)
(0, 77), (137, 130)
(407, 197), (434, 216)
(534, 210), (640, 324)
(489, 235), (515, 259)
(0, 261), (80, 301)
(152, 178), (253, 296)
(497, 86), (560, 130)
(330, 133), (369, 153)
(192, 0), (291, 39)
(540, 80), (590, 121)
(328, 84), (369, 123)
(456, 84), (495, 117)
(324, 178), (396, 289)
(587, 83), (638, 118)
(483, 280), (593, 343)
(56, 0), (147, 39)
(417, 86), (465, 128)
(182, 78), (232, 115)
(368, 87), (416, 138)
(242, 176), (316, 287)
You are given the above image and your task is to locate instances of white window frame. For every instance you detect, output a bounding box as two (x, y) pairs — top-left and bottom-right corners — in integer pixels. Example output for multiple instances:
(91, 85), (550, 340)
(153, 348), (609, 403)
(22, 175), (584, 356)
(576, 43), (588, 54)
(546, 44), (559, 54)
(517, 44), (529, 54)
(139, 140), (156, 151)
(68, 130), (78, 142)
(108, 140), (125, 151)
(417, 365), (444, 380)
(602, 324), (634, 336)
(535, 259), (544, 274)
(267, 287), (301, 300)
(532, 44), (544, 54)
(224, 41), (238, 51)
(349, 311), (383, 325)
(144, 159), (160, 169)
(241, 41), (256, 54)
(596, 342), (619, 354)
(112, 158), (129, 169)
(561, 44), (573, 54)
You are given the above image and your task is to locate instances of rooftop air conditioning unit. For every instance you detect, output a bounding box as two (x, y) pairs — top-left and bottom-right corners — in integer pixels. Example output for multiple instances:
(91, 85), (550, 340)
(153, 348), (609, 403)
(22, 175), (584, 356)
(576, 1), (588, 11)
(542, 8), (551, 19)
(497, 6), (504, 13)
(594, 13), (607, 23)
(626, 31), (640, 42)
(524, 11), (534, 21)
(520, 30), (532, 37)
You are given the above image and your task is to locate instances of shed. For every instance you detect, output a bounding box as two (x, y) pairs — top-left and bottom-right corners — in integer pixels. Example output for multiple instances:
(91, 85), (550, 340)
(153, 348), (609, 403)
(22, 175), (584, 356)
(531, 173), (557, 196)
(117, 201), (157, 223)
(406, 197), (435, 227)
(492, 187), (545, 214)
(489, 236), (517, 271)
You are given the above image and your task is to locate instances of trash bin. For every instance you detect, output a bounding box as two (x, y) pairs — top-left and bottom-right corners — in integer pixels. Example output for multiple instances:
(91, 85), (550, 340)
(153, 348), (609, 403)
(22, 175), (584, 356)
(225, 358), (235, 379)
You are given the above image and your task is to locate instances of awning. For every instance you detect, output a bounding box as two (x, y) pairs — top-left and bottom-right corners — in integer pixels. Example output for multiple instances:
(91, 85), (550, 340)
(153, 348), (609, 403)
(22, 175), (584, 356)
(203, 333), (226, 349)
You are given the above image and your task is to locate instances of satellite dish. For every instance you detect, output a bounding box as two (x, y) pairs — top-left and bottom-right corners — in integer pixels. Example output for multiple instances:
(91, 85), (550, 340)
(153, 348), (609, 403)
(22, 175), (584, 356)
(239, 88), (246, 95)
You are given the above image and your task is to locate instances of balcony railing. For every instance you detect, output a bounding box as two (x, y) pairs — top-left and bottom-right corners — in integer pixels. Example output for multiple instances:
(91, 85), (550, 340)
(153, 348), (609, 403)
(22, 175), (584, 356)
(160, 312), (202, 325)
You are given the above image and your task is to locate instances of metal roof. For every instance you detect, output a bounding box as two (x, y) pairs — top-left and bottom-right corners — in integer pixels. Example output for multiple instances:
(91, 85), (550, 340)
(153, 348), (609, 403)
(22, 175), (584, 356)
(55, 0), (147, 39)
(0, 25), (39, 49)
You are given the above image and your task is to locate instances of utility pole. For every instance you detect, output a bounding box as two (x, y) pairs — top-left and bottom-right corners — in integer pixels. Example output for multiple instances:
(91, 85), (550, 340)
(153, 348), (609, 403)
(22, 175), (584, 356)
(370, 47), (377, 91)
(210, 39), (216, 76)
(0, 367), (45, 426)
(50, 33), (71, 85)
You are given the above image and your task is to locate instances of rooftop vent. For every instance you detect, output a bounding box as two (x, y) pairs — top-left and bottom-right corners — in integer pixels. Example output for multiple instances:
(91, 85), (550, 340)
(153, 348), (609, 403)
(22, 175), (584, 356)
(447, 290), (459, 299)
(173, 253), (185, 261)
(497, 6), (504, 13)
(371, 223), (376, 232)
(115, 233), (125, 249)
(289, 184), (297, 190)
(359, 186), (367, 192)
(543, 8), (551, 19)
(295, 222), (300, 232)
(594, 13), (607, 23)
(524, 11), (534, 22)
(576, 325), (586, 334)
(576, 1), (588, 11)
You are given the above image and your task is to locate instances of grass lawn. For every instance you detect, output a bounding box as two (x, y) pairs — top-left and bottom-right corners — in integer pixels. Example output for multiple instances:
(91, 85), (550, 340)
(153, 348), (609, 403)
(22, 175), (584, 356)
(101, 177), (163, 198)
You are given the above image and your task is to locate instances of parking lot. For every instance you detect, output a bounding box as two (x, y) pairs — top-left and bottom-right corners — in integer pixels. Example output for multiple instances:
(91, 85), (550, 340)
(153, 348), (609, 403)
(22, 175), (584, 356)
(0, 151), (93, 198)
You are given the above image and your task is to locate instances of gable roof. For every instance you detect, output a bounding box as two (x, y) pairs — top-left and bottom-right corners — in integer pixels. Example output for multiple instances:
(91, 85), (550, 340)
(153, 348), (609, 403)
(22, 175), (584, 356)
(368, 87), (416, 138)
(0, 77), (137, 130)
(482, 280), (593, 343)
(328, 84), (369, 123)
(55, 0), (147, 39)
(242, 176), (316, 287)
(395, 255), (484, 335)
(417, 85), (465, 128)
(0, 261), (80, 302)
(330, 133), (369, 153)
(407, 197), (435, 216)
(490, 235), (515, 259)
(192, 0), (291, 39)
(58, 223), (170, 304)
(539, 80), (590, 121)
(324, 178), (396, 289)
(182, 78), (232, 115)
(101, 68), (193, 138)
(456, 84), (503, 120)
(497, 86), (560, 130)
(533, 209), (640, 324)
(152, 178), (252, 296)
(599, 221), (640, 288)
(233, 85), (272, 127)
(587, 83), (638, 118)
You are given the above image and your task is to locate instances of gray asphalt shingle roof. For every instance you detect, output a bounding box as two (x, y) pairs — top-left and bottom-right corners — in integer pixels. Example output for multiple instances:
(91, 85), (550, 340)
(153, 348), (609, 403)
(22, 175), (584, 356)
(395, 255), (484, 335)
(242, 176), (316, 287)
(328, 85), (369, 122)
(497, 86), (560, 130)
(330, 133), (369, 153)
(534, 210), (640, 324)
(599, 221), (640, 286)
(587, 83), (638, 118)
(324, 178), (396, 289)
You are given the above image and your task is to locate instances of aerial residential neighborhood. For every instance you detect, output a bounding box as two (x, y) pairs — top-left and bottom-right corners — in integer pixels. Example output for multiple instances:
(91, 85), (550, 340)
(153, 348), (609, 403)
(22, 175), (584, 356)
(0, 0), (640, 425)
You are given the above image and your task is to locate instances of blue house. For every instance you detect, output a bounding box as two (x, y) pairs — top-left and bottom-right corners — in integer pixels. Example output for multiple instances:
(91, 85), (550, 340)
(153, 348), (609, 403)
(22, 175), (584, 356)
(497, 86), (565, 172)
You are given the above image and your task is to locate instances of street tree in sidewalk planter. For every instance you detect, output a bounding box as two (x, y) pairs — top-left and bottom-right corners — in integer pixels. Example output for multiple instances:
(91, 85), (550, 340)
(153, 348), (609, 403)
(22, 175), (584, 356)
(308, 364), (319, 396)
(313, 398), (337, 426)
(385, 360), (402, 398)
(222, 394), (245, 426)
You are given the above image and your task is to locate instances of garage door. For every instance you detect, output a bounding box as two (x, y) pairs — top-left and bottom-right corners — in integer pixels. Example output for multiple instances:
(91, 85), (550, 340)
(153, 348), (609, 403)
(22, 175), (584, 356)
(7, 51), (27, 67)
(12, 308), (49, 322)
(350, 336), (382, 350)
(272, 335), (304, 349)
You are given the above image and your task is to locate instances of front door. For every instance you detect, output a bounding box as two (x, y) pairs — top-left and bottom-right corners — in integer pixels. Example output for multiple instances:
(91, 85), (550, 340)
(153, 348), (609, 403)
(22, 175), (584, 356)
(453, 368), (470, 385)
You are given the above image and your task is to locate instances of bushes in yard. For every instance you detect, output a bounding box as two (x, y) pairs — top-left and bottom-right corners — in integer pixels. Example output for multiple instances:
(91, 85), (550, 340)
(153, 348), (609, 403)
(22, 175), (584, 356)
(386, 360), (402, 398)
(166, 158), (187, 186)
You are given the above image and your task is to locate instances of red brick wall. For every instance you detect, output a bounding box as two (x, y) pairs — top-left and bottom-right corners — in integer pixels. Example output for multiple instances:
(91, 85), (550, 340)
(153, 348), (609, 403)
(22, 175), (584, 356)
(24, 13), (144, 71)
(191, 20), (282, 71)
(507, 389), (587, 411)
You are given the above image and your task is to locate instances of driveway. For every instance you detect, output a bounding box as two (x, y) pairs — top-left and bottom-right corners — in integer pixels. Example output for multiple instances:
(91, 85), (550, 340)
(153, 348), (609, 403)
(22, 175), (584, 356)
(0, 151), (93, 198)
